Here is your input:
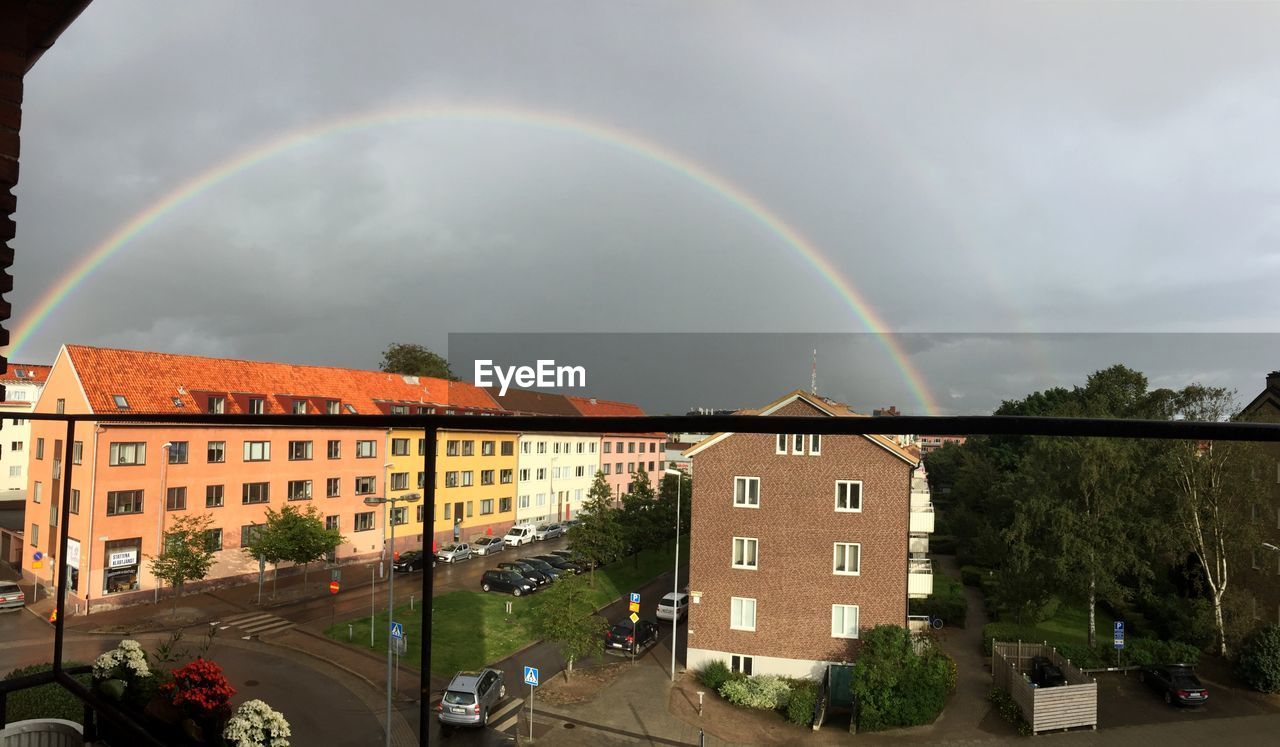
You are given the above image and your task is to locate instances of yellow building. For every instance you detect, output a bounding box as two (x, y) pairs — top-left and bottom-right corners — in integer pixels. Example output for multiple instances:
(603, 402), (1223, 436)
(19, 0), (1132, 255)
(385, 428), (519, 552)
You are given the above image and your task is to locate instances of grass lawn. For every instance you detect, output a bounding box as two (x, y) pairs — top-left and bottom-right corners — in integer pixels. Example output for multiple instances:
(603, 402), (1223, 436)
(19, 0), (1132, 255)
(1030, 603), (1115, 647)
(324, 536), (688, 676)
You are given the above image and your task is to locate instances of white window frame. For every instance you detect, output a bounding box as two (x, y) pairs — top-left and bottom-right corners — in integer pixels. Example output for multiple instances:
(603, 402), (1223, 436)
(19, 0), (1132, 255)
(733, 476), (760, 508)
(730, 597), (757, 631)
(792, 434), (804, 455)
(833, 542), (861, 576)
(810, 434), (822, 455)
(732, 537), (758, 570)
(835, 480), (862, 513)
(831, 604), (860, 639)
(775, 434), (787, 455)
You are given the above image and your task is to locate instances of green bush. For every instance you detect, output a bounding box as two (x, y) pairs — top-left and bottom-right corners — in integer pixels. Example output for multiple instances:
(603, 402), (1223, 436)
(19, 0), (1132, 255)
(4, 663), (93, 723)
(1038, 596), (1061, 622)
(960, 565), (986, 587)
(982, 623), (1041, 656)
(783, 678), (817, 726)
(697, 660), (732, 691)
(1054, 643), (1107, 669)
(910, 574), (969, 629)
(930, 536), (957, 555)
(851, 626), (954, 732)
(1123, 638), (1202, 667)
(987, 687), (1032, 736)
(718, 674), (791, 710)
(1236, 623), (1280, 694)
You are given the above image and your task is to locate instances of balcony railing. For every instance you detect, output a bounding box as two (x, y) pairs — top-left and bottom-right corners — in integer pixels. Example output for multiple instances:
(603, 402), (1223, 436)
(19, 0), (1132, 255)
(910, 489), (932, 507)
(2, 409), (1276, 746)
(909, 533), (930, 555)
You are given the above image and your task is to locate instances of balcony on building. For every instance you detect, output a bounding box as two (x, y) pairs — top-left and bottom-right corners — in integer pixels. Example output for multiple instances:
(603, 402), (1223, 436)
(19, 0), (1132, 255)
(908, 557), (933, 598)
(909, 532), (930, 555)
(909, 501), (934, 534)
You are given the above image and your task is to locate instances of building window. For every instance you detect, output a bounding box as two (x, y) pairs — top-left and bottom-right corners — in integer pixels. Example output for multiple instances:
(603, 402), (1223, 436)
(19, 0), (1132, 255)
(392, 439), (409, 456)
(112, 395), (129, 409)
(241, 524), (264, 547)
(391, 472), (409, 491)
(248, 398), (265, 415)
(603, 464), (611, 475)
(109, 442), (146, 466)
(355, 476), (376, 495)
(445, 472), (459, 488)
(774, 433), (785, 453)
(206, 485), (224, 508)
(166, 487), (187, 511)
(536, 468), (546, 480)
(499, 497), (512, 513)
(30, 523), (38, 547)
(54, 398), (65, 414)
(536, 493), (546, 506)
(327, 440), (341, 459)
(443, 503), (451, 520)
(500, 469), (513, 484)
(832, 604), (860, 639)
(481, 470), (495, 486)
(833, 543), (861, 576)
(466, 501), (474, 517)
(326, 515), (340, 531)
(354, 512), (375, 532)
(518, 495), (530, 509)
(519, 468), (530, 481)
(106, 490), (143, 516)
(327, 400), (340, 415)
(288, 441), (313, 461)
(792, 434), (804, 455)
(501, 441), (514, 456)
(204, 529), (223, 552)
(480, 499), (494, 515)
(70, 489), (80, 515)
(292, 400), (307, 415)
(627, 462), (635, 473)
(460, 471), (473, 487)
(390, 507), (407, 525)
(416, 505), (425, 523)
(810, 434), (822, 455)
(730, 597), (757, 631)
(72, 441), (83, 465)
(242, 482), (270, 505)
(327, 478), (340, 497)
(732, 537), (758, 570)
(734, 477), (760, 508)
(207, 441), (226, 463)
(446, 440), (459, 456)
(647, 461), (654, 471)
(537, 441), (547, 454)
(243, 441), (270, 462)
(482, 441), (495, 456)
(207, 396), (225, 414)
(520, 442), (530, 455)
(391, 404), (407, 416)
(835, 481), (862, 512)
(33, 481), (41, 504)
(168, 442), (189, 464)
(615, 462), (623, 473)
(462, 441), (474, 456)
(8, 466), (19, 478)
(417, 472), (425, 489)
(603, 442), (612, 454)
(356, 440), (376, 458)
(730, 655), (753, 675)
(10, 441), (21, 452)
(288, 480), (312, 501)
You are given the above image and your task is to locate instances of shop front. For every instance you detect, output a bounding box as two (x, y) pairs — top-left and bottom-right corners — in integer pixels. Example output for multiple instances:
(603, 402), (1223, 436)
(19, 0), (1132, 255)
(103, 538), (140, 595)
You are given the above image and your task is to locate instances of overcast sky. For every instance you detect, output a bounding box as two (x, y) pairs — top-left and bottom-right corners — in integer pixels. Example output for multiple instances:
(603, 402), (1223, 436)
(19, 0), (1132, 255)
(9, 1), (1280, 414)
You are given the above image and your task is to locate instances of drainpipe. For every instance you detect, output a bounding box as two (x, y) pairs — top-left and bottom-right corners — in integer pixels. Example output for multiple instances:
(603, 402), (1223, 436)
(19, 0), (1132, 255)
(82, 424), (102, 615)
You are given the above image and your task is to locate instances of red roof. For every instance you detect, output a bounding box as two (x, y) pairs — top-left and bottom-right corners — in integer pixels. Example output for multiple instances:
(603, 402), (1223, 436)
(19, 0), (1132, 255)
(566, 396), (646, 417)
(0, 363), (52, 385)
(63, 345), (502, 415)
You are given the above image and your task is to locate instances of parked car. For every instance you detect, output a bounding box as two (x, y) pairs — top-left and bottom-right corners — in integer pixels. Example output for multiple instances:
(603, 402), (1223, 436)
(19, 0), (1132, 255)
(1139, 664), (1209, 706)
(605, 618), (659, 655)
(437, 668), (506, 729)
(533, 523), (564, 541)
(1029, 656), (1067, 688)
(517, 557), (562, 580)
(480, 570), (536, 597)
(656, 592), (689, 622)
(533, 554), (583, 574)
(503, 525), (537, 546)
(0, 581), (25, 612)
(472, 536), (506, 556)
(564, 519), (582, 531)
(497, 561), (550, 587)
(435, 543), (472, 563)
(392, 550), (427, 573)
(551, 549), (600, 570)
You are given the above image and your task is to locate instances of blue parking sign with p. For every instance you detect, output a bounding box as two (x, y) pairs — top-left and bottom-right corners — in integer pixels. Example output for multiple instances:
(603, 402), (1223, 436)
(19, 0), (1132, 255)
(629, 592), (641, 605)
(524, 666), (539, 687)
(1113, 621), (1124, 649)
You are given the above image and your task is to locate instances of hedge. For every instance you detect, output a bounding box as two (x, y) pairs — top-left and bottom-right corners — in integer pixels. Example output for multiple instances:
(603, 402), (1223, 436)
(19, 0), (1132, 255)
(852, 626), (954, 732)
(960, 565), (987, 587)
(783, 678), (817, 726)
(4, 663), (93, 723)
(719, 674), (791, 710)
(982, 623), (1201, 668)
(1236, 623), (1280, 693)
(909, 574), (968, 629)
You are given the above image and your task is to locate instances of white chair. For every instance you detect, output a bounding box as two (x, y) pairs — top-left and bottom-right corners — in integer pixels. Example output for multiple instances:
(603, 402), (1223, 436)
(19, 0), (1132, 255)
(0, 718), (84, 747)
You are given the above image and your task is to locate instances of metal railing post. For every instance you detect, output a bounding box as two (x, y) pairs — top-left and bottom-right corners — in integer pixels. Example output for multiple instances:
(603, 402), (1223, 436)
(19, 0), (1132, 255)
(419, 420), (437, 745)
(53, 418), (76, 673)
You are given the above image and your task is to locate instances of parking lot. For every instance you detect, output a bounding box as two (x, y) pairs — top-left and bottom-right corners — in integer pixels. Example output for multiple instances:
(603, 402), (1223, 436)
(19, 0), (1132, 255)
(422, 534), (574, 597)
(1094, 668), (1280, 729)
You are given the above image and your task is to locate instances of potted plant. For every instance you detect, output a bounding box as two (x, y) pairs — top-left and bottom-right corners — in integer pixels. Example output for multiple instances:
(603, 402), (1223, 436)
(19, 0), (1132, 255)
(222, 699), (291, 747)
(161, 657), (236, 744)
(92, 639), (154, 707)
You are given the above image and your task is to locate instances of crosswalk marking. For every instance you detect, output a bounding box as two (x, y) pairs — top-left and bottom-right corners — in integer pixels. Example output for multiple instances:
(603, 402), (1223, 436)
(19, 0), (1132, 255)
(490, 697), (522, 733)
(221, 611), (295, 636)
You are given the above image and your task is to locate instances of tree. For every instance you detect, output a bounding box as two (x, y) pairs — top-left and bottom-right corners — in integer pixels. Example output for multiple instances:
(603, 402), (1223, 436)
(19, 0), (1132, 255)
(274, 504), (343, 588)
(1161, 385), (1266, 657)
(850, 625), (955, 731)
(569, 472), (624, 585)
(659, 469), (692, 540)
(242, 513), (289, 599)
(378, 343), (455, 380)
(149, 513), (217, 613)
(528, 574), (608, 681)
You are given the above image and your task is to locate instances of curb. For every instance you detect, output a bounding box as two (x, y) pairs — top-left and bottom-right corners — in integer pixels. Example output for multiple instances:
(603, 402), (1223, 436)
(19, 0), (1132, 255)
(284, 626), (422, 703)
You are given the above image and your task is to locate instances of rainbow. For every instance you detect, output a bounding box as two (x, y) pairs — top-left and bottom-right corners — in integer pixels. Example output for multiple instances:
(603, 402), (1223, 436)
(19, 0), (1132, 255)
(5, 104), (942, 414)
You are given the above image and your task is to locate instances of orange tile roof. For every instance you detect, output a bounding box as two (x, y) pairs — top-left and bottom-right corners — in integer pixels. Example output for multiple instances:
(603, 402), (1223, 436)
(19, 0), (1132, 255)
(0, 363), (52, 385)
(566, 396), (645, 417)
(63, 345), (502, 415)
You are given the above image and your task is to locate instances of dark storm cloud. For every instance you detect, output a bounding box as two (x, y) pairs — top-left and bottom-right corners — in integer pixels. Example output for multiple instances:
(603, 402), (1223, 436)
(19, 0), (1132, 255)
(8, 1), (1280, 414)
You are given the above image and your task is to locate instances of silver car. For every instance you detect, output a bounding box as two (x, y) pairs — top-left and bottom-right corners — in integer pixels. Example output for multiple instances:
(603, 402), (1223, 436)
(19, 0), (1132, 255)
(533, 523), (564, 541)
(437, 668), (506, 728)
(435, 543), (472, 563)
(471, 536), (505, 556)
(0, 581), (25, 612)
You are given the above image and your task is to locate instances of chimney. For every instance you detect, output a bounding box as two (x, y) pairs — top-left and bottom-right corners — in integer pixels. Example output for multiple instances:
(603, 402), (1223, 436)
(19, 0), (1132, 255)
(1269, 371), (1280, 391)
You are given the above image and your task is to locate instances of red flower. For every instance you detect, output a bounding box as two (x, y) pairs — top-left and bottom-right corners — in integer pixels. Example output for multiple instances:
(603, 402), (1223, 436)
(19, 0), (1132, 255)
(162, 658), (237, 721)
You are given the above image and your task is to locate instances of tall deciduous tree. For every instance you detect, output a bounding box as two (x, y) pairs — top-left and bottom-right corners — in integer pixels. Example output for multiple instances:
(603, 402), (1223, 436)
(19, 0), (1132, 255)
(569, 472), (624, 585)
(1162, 385), (1266, 657)
(529, 574), (608, 680)
(273, 504), (344, 588)
(378, 343), (456, 380)
(149, 513), (218, 613)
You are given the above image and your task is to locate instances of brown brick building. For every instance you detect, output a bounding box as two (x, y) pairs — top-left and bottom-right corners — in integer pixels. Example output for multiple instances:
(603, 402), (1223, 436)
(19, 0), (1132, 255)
(683, 391), (930, 679)
(1238, 371), (1280, 628)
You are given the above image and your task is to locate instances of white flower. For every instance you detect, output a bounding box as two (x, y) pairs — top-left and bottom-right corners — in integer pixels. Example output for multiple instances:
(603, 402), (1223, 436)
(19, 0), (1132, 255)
(93, 640), (152, 681)
(224, 699), (291, 747)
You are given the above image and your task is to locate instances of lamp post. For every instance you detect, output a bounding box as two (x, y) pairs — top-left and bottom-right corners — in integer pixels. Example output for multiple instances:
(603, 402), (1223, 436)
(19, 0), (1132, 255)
(154, 442), (173, 604)
(363, 491), (420, 747)
(665, 467), (684, 682)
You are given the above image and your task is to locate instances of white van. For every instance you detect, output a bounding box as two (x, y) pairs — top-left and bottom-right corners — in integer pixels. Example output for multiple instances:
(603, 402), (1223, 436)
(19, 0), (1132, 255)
(656, 592), (689, 622)
(503, 525), (536, 547)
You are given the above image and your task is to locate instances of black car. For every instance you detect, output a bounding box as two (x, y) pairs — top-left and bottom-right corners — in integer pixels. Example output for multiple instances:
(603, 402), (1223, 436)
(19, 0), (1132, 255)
(480, 570), (536, 597)
(497, 561), (550, 587)
(1139, 664), (1209, 707)
(604, 618), (659, 655)
(1029, 656), (1066, 688)
(550, 549), (599, 570)
(518, 557), (562, 581)
(392, 550), (427, 573)
(533, 554), (583, 575)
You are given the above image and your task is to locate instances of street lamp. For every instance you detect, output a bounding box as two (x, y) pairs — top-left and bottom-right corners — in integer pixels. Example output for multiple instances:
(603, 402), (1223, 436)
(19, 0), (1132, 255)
(665, 466), (685, 682)
(154, 442), (173, 604)
(1263, 543), (1280, 552)
(362, 491), (421, 747)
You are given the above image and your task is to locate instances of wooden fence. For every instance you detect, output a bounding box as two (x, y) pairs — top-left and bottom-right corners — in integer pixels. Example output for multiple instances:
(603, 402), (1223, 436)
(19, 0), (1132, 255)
(992, 641), (1097, 734)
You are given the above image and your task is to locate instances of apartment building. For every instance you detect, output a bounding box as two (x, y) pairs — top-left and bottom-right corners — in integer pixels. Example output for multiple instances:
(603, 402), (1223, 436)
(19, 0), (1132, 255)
(1238, 371), (1280, 627)
(0, 363), (52, 495)
(567, 396), (665, 499)
(514, 433), (600, 526)
(683, 390), (929, 679)
(23, 345), (501, 611)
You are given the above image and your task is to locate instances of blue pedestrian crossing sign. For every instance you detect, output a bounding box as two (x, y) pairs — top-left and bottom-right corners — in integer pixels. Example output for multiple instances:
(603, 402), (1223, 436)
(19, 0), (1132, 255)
(629, 592), (641, 605)
(1113, 621), (1124, 650)
(523, 666), (539, 687)
(390, 621), (404, 640)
